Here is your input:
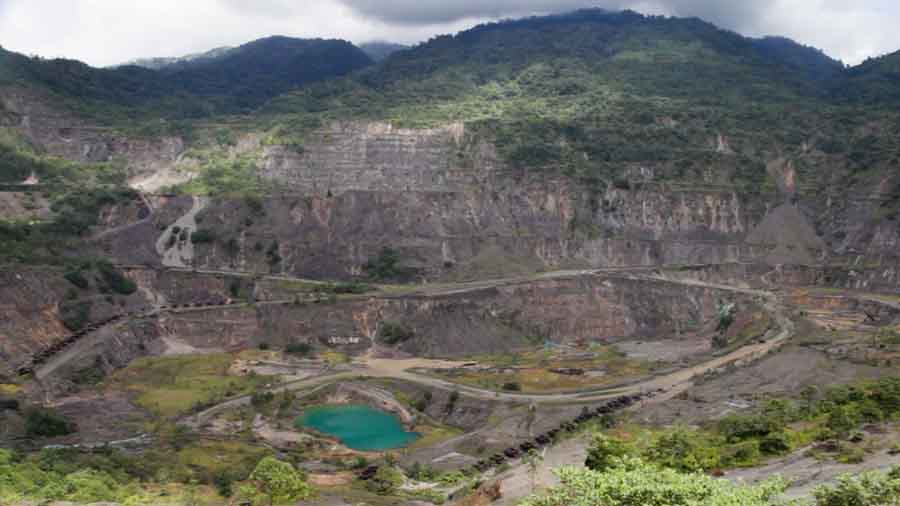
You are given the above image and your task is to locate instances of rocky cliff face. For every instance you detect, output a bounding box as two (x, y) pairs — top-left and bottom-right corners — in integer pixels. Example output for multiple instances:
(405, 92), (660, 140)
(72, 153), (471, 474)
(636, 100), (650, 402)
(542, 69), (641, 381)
(0, 86), (184, 181)
(179, 121), (780, 280)
(0, 268), (151, 377)
(153, 274), (760, 359)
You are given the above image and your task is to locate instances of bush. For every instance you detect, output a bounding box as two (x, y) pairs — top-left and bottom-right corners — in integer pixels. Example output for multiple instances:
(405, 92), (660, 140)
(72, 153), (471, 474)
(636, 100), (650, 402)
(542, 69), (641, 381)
(365, 466), (405, 495)
(502, 382), (522, 392)
(378, 322), (414, 345)
(25, 407), (76, 437)
(96, 262), (137, 295)
(718, 413), (782, 443)
(250, 391), (275, 408)
(813, 470), (900, 506)
(331, 282), (373, 294)
(285, 342), (313, 356)
(522, 458), (786, 506)
(585, 433), (632, 472)
(190, 229), (216, 244)
(63, 271), (90, 290)
(414, 391), (433, 412)
(827, 405), (862, 438)
(61, 301), (92, 331)
(759, 432), (792, 455)
(363, 247), (417, 282)
(644, 428), (720, 472)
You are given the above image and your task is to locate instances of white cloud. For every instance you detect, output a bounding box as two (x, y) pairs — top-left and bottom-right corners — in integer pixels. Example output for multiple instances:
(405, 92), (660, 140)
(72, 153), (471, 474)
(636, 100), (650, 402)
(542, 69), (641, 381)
(0, 0), (896, 66)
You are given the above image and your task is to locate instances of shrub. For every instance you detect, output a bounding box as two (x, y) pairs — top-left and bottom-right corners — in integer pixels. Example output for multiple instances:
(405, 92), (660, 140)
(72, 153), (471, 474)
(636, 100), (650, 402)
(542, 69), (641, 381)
(285, 342), (313, 356)
(363, 247), (417, 282)
(378, 322), (414, 345)
(414, 391), (433, 412)
(331, 282), (373, 294)
(718, 413), (782, 443)
(365, 466), (405, 495)
(25, 407), (76, 437)
(585, 433), (632, 472)
(759, 432), (792, 455)
(522, 458), (786, 506)
(644, 428), (720, 472)
(502, 382), (522, 392)
(612, 177), (631, 190)
(250, 391), (275, 408)
(827, 405), (862, 438)
(96, 262), (137, 295)
(813, 470), (900, 506)
(61, 301), (92, 331)
(242, 457), (311, 506)
(63, 271), (90, 290)
(190, 229), (216, 244)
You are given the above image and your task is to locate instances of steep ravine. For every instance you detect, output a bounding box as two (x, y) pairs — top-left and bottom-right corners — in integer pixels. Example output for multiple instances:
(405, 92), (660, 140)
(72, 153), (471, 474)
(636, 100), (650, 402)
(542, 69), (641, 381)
(155, 196), (209, 268)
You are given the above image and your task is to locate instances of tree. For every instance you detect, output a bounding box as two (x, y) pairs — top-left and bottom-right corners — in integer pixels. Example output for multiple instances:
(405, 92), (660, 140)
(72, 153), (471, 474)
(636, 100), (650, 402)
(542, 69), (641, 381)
(242, 457), (310, 506)
(365, 466), (404, 495)
(584, 433), (631, 472)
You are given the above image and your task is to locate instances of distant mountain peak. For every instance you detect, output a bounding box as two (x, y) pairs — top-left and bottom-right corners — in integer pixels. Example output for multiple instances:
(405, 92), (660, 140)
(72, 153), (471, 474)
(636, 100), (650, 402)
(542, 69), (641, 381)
(115, 46), (235, 70)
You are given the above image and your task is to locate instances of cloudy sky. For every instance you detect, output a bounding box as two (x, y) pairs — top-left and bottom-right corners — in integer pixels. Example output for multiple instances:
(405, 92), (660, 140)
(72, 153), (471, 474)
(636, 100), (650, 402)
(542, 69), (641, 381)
(0, 0), (896, 67)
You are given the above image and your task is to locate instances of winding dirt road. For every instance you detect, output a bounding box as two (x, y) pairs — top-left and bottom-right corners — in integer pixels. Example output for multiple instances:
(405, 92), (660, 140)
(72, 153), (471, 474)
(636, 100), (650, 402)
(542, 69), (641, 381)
(184, 271), (795, 426)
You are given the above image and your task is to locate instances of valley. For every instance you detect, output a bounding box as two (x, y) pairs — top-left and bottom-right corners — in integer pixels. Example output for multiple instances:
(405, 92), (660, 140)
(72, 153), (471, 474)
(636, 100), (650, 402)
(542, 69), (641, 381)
(1, 7), (900, 506)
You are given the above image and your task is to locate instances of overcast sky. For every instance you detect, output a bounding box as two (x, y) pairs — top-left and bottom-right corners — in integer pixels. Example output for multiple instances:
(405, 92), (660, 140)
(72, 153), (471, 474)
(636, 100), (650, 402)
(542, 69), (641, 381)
(0, 0), (896, 67)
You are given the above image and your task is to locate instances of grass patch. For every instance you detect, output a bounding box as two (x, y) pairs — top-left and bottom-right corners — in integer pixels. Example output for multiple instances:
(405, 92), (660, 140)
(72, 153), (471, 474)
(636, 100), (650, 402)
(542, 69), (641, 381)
(106, 354), (271, 418)
(321, 351), (351, 365)
(432, 345), (651, 393)
(408, 423), (464, 451)
(0, 383), (22, 396)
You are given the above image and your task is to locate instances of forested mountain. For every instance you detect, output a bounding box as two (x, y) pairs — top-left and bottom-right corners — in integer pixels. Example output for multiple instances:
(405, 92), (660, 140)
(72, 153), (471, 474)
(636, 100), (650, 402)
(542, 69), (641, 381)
(359, 42), (409, 62)
(0, 37), (373, 118)
(118, 46), (235, 70)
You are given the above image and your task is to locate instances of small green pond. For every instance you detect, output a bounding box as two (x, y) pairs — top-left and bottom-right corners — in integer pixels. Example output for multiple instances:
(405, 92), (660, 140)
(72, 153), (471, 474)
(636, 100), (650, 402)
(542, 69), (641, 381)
(296, 404), (420, 451)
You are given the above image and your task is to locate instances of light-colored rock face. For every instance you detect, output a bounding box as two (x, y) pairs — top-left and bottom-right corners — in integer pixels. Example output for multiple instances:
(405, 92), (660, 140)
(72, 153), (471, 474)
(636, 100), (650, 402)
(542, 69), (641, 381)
(0, 86), (184, 181)
(261, 121), (495, 195)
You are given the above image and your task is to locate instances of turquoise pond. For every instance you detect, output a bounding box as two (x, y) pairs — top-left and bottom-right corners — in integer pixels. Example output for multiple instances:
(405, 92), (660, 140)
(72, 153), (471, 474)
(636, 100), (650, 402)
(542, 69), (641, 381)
(296, 405), (420, 451)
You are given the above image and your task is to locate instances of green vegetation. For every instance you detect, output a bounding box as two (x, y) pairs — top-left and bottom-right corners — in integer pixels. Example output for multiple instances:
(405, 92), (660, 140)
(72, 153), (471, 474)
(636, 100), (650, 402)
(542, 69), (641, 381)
(60, 300), (92, 331)
(240, 456), (311, 506)
(365, 465), (405, 495)
(63, 270), (90, 290)
(363, 247), (418, 282)
(107, 354), (271, 418)
(588, 377), (900, 472)
(0, 141), (137, 266)
(522, 457), (786, 506)
(190, 229), (217, 244)
(584, 433), (632, 472)
(285, 342), (313, 356)
(814, 468), (900, 506)
(24, 407), (76, 437)
(0, 37), (373, 122)
(96, 260), (137, 295)
(378, 322), (415, 345)
(0, 446), (278, 506)
(177, 151), (270, 198)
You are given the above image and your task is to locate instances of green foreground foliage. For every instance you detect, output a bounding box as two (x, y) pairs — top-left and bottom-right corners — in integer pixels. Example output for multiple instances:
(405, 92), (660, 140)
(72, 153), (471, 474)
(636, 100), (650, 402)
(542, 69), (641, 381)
(0, 448), (310, 506)
(586, 377), (900, 473)
(525, 456), (900, 506)
(240, 456), (311, 506)
(522, 457), (786, 506)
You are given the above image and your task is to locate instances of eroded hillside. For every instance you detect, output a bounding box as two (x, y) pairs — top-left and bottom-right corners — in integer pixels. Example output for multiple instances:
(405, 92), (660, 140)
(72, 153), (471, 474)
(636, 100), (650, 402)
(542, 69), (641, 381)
(1, 8), (899, 506)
